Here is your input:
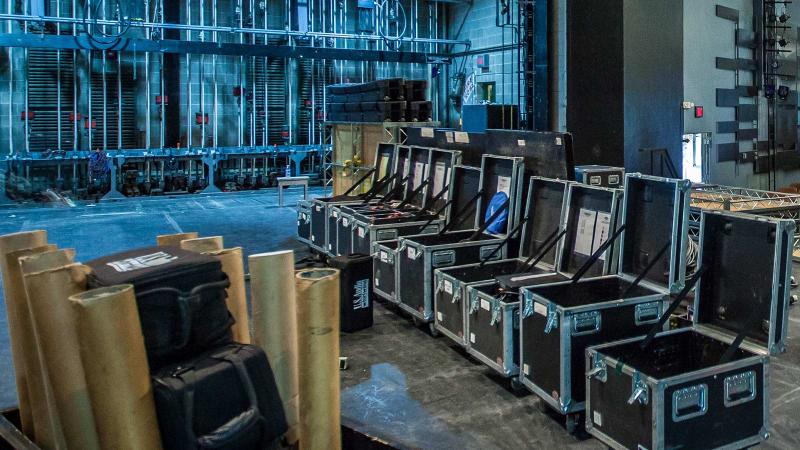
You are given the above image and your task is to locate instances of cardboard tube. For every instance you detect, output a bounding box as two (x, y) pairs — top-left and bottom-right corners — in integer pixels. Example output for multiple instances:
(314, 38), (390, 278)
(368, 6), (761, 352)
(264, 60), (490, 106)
(6, 246), (62, 449)
(23, 264), (102, 450)
(19, 248), (76, 275)
(250, 250), (299, 443)
(0, 230), (48, 438)
(70, 285), (163, 450)
(156, 232), (198, 246)
(180, 236), (224, 253)
(205, 247), (250, 343)
(295, 268), (341, 450)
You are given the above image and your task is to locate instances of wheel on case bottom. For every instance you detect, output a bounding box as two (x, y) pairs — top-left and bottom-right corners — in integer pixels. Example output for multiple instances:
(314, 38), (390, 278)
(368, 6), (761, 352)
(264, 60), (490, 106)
(428, 322), (439, 337)
(565, 413), (580, 435)
(510, 378), (525, 393)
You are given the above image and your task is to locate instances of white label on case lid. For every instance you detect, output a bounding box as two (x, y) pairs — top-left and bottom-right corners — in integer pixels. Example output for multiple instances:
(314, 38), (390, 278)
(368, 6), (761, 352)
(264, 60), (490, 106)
(445, 131), (454, 143)
(470, 332), (476, 344)
(358, 227), (366, 238)
(407, 246), (416, 259)
(380, 250), (389, 263)
(454, 131), (470, 144)
(517, 139), (526, 147)
(480, 299), (491, 311)
(444, 280), (453, 294)
(593, 411), (603, 427)
(534, 302), (548, 316)
(555, 137), (562, 145)
(421, 127), (434, 137)
(523, 363), (530, 375)
(437, 311), (443, 322)
(342, 217), (349, 226)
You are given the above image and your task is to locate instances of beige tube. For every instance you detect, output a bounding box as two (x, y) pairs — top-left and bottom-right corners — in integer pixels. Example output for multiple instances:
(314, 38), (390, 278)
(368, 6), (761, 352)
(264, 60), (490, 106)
(295, 268), (341, 450)
(23, 264), (102, 450)
(250, 250), (299, 443)
(0, 230), (48, 438)
(70, 285), (163, 450)
(19, 248), (76, 275)
(156, 231), (198, 246)
(180, 235), (224, 253)
(205, 247), (250, 343)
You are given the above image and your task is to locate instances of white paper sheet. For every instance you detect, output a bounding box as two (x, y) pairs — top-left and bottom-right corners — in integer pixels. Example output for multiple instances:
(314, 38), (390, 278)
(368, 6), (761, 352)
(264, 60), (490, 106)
(593, 212), (612, 261)
(412, 162), (425, 190)
(574, 208), (598, 256)
(432, 162), (446, 198)
(421, 127), (434, 137)
(497, 176), (511, 196)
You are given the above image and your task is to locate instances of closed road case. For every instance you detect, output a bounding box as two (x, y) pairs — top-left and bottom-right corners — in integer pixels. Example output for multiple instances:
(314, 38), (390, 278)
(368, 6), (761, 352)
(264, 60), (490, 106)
(467, 183), (623, 378)
(372, 165), (482, 303)
(586, 209), (794, 450)
(297, 200), (312, 245)
(434, 177), (571, 347)
(574, 165), (625, 188)
(520, 174), (691, 429)
(395, 154), (525, 333)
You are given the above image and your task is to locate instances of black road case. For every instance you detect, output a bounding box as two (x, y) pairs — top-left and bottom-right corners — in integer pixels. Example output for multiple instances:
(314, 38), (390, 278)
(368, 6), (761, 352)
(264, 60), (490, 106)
(519, 174), (691, 424)
(394, 154), (526, 332)
(586, 209), (794, 450)
(433, 177), (571, 347)
(372, 165), (482, 303)
(466, 183), (623, 377)
(301, 142), (398, 252)
(574, 165), (625, 188)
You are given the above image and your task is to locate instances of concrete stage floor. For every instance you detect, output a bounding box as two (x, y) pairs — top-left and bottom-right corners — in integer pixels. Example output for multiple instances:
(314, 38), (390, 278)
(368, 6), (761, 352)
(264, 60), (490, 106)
(1, 188), (799, 449)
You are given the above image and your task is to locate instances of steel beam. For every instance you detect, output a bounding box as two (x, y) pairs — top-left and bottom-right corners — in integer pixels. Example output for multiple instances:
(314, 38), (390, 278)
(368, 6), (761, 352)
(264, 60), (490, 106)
(0, 33), (451, 63)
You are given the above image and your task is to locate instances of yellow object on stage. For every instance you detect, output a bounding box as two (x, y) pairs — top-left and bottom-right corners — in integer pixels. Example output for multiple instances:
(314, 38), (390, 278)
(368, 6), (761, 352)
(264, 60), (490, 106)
(180, 236), (224, 253)
(205, 247), (251, 344)
(156, 232), (199, 246)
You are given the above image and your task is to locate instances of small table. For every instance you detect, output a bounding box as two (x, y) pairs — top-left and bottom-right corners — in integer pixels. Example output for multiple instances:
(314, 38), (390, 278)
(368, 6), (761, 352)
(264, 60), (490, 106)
(277, 176), (309, 206)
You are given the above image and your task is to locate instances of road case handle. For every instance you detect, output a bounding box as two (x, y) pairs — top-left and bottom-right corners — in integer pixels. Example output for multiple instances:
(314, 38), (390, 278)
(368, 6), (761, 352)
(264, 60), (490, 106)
(571, 311), (601, 336)
(634, 302), (661, 325)
(724, 371), (757, 407)
(432, 249), (455, 267)
(672, 384), (708, 422)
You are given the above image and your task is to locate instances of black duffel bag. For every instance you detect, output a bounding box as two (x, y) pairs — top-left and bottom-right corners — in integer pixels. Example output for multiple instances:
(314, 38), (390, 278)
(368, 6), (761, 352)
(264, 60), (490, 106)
(152, 344), (288, 450)
(86, 245), (234, 369)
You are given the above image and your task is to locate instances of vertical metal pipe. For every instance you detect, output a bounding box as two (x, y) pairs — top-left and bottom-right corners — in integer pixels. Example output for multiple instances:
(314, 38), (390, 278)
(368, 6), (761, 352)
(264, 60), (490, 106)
(56, 0), (62, 151)
(145, 0), (151, 150)
(250, 0), (256, 147)
(72, 0), (77, 151)
(200, 0), (206, 148)
(159, 0), (165, 149)
(238, 0), (244, 148)
(213, 0), (218, 148)
(117, 50), (122, 149)
(23, 0), (28, 154)
(187, 0), (192, 148)
(263, 0), (268, 146)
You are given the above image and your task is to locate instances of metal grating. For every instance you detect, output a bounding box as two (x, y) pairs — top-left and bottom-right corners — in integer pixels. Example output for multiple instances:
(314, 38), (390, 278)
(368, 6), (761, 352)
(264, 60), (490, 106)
(28, 49), (75, 151)
(89, 54), (138, 150)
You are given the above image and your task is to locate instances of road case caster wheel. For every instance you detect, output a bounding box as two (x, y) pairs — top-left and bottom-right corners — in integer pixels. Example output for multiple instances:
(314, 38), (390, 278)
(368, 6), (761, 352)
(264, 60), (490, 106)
(535, 398), (549, 413)
(791, 294), (798, 306)
(565, 413), (580, 435)
(428, 322), (439, 337)
(510, 377), (525, 393)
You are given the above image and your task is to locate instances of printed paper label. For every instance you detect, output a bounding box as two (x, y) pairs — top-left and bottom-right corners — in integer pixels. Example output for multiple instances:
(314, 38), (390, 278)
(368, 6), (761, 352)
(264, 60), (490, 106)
(593, 411), (603, 427)
(443, 167), (452, 201)
(437, 311), (443, 322)
(402, 158), (411, 179)
(108, 252), (178, 273)
(407, 246), (416, 259)
(480, 299), (491, 311)
(454, 131), (470, 144)
(421, 127), (434, 138)
(378, 156), (390, 180)
(358, 227), (366, 238)
(445, 132), (454, 143)
(412, 162), (425, 190)
(555, 137), (562, 145)
(444, 280), (453, 294)
(380, 250), (390, 263)
(342, 217), (349, 227)
(517, 139), (526, 147)
(574, 208), (598, 256)
(594, 212), (612, 261)
(523, 363), (530, 375)
(432, 162), (446, 198)
(333, 210), (338, 218)
(497, 176), (512, 196)
(534, 302), (548, 316)
(470, 332), (476, 343)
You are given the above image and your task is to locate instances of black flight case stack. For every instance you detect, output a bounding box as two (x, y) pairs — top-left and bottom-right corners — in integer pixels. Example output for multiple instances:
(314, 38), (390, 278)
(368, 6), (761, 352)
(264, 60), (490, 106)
(347, 148), (461, 256)
(461, 182), (624, 381)
(432, 177), (571, 347)
(372, 164), (482, 303)
(585, 210), (794, 450)
(298, 142), (398, 253)
(519, 173), (692, 433)
(394, 154), (526, 334)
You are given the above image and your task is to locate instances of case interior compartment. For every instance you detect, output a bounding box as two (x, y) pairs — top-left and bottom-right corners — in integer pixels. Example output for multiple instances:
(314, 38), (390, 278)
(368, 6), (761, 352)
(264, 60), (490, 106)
(478, 157), (517, 230)
(406, 230), (496, 246)
(440, 260), (522, 283)
(403, 147), (432, 206)
(519, 179), (568, 266)
(447, 166), (482, 232)
(598, 329), (755, 378)
(426, 149), (458, 213)
(559, 185), (618, 279)
(529, 277), (659, 308)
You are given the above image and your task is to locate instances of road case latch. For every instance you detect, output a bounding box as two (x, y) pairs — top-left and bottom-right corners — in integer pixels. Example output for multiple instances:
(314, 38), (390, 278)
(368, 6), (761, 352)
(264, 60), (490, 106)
(627, 371), (649, 406)
(544, 304), (559, 334)
(452, 286), (461, 304)
(522, 296), (534, 318)
(469, 291), (480, 314)
(571, 310), (601, 336)
(490, 302), (501, 326)
(586, 357), (607, 383)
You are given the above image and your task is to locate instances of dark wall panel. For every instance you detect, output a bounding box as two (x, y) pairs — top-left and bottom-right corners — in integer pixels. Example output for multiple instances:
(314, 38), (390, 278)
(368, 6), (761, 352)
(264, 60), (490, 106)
(566, 0), (624, 166)
(622, 0), (684, 174)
